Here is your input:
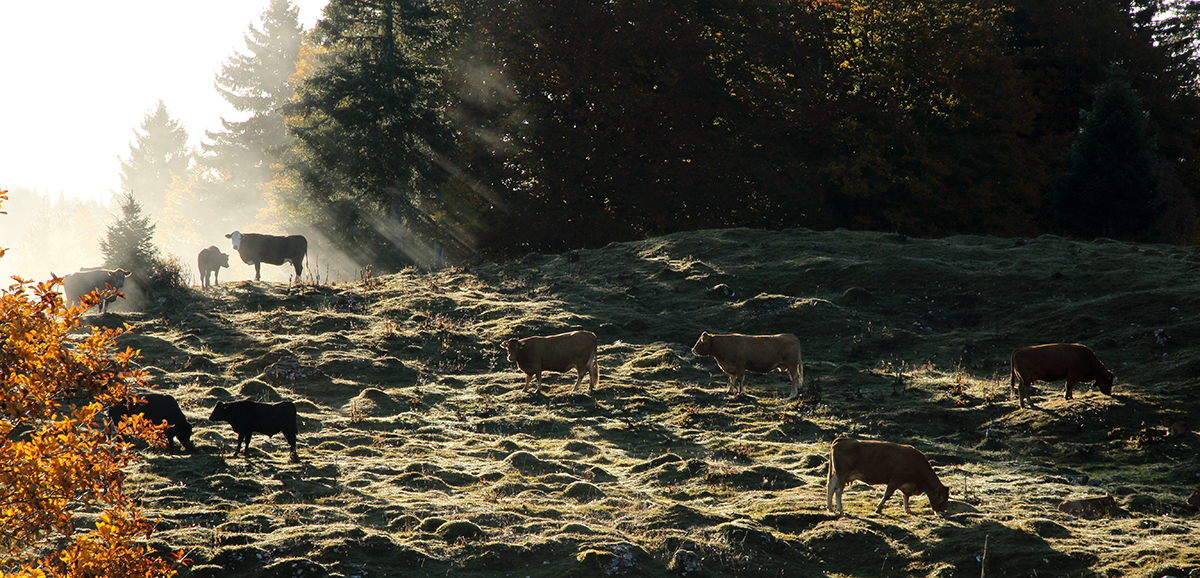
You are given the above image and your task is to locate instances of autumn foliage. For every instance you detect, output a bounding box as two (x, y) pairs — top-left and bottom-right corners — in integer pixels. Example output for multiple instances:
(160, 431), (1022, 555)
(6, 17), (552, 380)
(0, 191), (181, 577)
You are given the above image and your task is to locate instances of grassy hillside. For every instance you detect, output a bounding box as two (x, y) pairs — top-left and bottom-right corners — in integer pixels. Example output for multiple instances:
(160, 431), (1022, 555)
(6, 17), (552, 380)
(99, 227), (1200, 577)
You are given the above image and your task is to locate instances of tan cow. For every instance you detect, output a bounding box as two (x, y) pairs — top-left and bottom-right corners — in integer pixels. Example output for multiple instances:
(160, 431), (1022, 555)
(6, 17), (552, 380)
(1010, 343), (1114, 408)
(500, 330), (598, 395)
(691, 332), (802, 398)
(826, 437), (950, 516)
(1057, 495), (1116, 517)
(62, 268), (131, 313)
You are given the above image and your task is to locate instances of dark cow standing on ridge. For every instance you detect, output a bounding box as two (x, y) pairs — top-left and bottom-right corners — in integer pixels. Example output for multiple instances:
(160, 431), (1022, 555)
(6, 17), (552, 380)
(209, 399), (299, 461)
(225, 230), (307, 281)
(107, 392), (195, 452)
(61, 268), (131, 313)
(197, 245), (230, 288)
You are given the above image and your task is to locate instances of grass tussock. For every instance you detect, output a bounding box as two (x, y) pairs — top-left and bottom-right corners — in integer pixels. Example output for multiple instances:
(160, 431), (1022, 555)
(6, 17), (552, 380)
(97, 228), (1200, 577)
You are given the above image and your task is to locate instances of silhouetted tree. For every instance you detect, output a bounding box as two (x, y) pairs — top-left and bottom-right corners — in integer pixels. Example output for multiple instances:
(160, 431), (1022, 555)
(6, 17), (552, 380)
(118, 101), (189, 219)
(199, 0), (303, 228)
(277, 0), (453, 269)
(101, 193), (158, 276)
(1050, 69), (1160, 240)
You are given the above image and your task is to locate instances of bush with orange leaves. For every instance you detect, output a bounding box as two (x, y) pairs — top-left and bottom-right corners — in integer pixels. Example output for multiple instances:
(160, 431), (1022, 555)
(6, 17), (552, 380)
(0, 191), (185, 577)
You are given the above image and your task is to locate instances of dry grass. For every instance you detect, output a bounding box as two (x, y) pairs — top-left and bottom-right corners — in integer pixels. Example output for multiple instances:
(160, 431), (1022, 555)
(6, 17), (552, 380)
(91, 228), (1200, 577)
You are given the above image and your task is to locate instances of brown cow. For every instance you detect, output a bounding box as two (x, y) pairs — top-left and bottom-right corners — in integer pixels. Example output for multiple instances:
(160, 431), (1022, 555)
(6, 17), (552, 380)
(62, 268), (131, 313)
(1057, 495), (1116, 517)
(826, 437), (950, 516)
(500, 330), (598, 395)
(691, 332), (802, 398)
(197, 245), (230, 288)
(1010, 343), (1114, 408)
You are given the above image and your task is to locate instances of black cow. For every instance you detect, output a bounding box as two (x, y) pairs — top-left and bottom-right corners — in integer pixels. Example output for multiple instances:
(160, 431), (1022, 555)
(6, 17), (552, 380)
(225, 230), (307, 281)
(197, 245), (230, 288)
(107, 392), (195, 452)
(209, 400), (299, 461)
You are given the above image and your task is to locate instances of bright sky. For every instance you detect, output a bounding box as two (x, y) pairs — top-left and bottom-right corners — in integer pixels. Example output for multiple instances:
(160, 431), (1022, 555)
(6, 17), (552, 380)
(0, 0), (329, 203)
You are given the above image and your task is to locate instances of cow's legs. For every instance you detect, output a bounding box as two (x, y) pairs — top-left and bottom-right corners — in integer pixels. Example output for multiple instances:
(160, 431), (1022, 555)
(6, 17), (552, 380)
(787, 367), (800, 399)
(588, 359), (598, 392)
(902, 493), (913, 514)
(533, 373), (543, 395)
(254, 263), (262, 281)
(1065, 377), (1076, 399)
(521, 375), (533, 393)
(875, 485), (898, 514)
(826, 472), (841, 514)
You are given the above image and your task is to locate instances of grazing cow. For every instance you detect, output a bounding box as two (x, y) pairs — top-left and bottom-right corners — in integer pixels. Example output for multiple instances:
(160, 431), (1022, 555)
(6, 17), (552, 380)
(1010, 343), (1115, 408)
(209, 400), (299, 461)
(197, 245), (230, 288)
(1188, 491), (1200, 510)
(1057, 495), (1116, 517)
(107, 392), (195, 452)
(826, 437), (950, 516)
(500, 330), (599, 395)
(62, 268), (131, 313)
(225, 230), (307, 281)
(691, 332), (803, 398)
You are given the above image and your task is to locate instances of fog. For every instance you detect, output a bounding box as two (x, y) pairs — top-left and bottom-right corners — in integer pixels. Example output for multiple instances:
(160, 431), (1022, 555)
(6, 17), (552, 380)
(0, 185), (371, 305)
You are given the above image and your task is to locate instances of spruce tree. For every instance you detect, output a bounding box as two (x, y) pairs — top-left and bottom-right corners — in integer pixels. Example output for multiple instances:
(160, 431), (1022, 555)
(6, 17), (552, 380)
(118, 101), (190, 219)
(100, 193), (158, 278)
(278, 0), (452, 270)
(199, 0), (302, 223)
(1050, 69), (1160, 241)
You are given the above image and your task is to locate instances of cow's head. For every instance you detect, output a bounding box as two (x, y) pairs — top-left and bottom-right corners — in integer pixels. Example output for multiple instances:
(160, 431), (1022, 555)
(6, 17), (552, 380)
(109, 269), (131, 288)
(691, 332), (713, 356)
(208, 401), (229, 422)
(1097, 370), (1115, 395)
(500, 338), (524, 362)
(929, 484), (951, 513)
(226, 231), (243, 251)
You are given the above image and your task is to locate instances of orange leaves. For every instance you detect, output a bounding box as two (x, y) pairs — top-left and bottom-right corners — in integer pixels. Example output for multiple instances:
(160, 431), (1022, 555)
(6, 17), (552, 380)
(0, 193), (181, 577)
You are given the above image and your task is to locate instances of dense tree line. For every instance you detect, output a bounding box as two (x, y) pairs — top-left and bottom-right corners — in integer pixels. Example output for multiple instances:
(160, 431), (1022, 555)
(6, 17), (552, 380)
(270, 0), (1195, 263)
(110, 0), (1200, 271)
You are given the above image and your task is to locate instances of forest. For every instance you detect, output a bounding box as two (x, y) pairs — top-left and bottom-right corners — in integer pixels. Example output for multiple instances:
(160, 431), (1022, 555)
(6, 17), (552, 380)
(5, 0), (1199, 279)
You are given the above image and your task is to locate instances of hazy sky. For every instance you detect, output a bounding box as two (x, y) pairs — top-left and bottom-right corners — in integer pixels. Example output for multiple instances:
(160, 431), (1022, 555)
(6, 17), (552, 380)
(0, 0), (329, 203)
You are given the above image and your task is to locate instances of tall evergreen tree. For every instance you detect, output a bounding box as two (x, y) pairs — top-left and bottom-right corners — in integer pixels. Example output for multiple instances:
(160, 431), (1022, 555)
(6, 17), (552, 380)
(1050, 69), (1160, 240)
(101, 193), (158, 276)
(199, 0), (303, 224)
(118, 101), (189, 219)
(278, 0), (453, 269)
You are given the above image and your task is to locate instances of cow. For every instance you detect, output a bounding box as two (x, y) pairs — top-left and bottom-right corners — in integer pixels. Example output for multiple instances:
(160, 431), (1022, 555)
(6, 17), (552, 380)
(691, 332), (802, 398)
(209, 400), (299, 461)
(225, 230), (307, 281)
(500, 330), (599, 395)
(1188, 491), (1200, 510)
(107, 392), (195, 453)
(1057, 495), (1116, 518)
(197, 245), (230, 288)
(62, 268), (131, 313)
(1163, 415), (1190, 437)
(826, 437), (950, 516)
(1010, 343), (1115, 408)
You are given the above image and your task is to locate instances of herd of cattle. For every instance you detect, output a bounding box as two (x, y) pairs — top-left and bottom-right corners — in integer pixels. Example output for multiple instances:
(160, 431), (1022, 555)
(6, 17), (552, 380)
(60, 230), (308, 309)
(66, 230), (1140, 517)
(99, 286), (1123, 519)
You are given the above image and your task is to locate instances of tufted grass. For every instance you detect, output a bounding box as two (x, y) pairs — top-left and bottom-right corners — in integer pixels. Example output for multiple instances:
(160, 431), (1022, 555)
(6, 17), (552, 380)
(93, 227), (1200, 577)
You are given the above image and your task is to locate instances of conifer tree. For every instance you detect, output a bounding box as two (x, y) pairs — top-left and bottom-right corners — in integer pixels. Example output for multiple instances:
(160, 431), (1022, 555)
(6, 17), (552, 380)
(277, 0), (452, 270)
(1050, 69), (1160, 241)
(100, 193), (158, 278)
(118, 101), (190, 219)
(199, 0), (303, 225)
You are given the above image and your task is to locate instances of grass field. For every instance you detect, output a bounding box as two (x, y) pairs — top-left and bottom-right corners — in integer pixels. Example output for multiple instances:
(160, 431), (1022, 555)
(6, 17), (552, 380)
(97, 227), (1200, 577)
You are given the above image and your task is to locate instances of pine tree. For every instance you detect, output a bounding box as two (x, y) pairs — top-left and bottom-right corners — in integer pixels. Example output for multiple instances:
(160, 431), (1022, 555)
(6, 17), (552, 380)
(118, 101), (190, 219)
(276, 0), (453, 270)
(100, 193), (158, 278)
(199, 0), (303, 225)
(1050, 69), (1160, 241)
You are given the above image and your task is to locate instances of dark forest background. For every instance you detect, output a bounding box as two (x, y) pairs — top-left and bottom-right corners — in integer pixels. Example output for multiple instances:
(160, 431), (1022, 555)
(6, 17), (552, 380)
(15, 0), (1200, 274)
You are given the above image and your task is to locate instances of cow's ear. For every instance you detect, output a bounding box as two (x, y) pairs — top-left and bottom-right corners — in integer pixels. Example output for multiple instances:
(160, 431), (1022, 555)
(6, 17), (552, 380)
(517, 341), (526, 349)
